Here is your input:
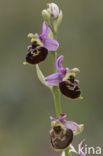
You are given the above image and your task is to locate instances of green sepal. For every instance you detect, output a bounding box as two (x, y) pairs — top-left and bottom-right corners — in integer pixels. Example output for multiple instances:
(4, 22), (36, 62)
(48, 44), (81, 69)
(36, 64), (52, 90)
(74, 124), (84, 136)
(54, 10), (63, 32)
(42, 9), (51, 27)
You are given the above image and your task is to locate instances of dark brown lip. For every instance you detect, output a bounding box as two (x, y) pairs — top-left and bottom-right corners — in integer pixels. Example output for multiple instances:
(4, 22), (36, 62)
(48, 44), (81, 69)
(59, 80), (81, 99)
(26, 46), (48, 65)
(50, 128), (73, 150)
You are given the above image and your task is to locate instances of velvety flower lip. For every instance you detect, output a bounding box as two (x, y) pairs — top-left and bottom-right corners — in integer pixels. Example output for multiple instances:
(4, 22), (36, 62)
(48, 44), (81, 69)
(26, 45), (48, 65)
(50, 114), (82, 134)
(45, 55), (69, 86)
(36, 22), (59, 51)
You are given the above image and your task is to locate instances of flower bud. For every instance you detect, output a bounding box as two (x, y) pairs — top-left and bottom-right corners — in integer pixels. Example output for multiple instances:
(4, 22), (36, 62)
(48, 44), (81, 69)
(47, 3), (60, 19)
(42, 9), (51, 26)
(71, 68), (80, 73)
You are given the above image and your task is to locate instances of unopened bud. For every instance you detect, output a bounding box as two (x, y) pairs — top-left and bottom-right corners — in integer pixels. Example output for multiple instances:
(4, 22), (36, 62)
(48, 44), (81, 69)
(72, 68), (80, 73)
(42, 9), (51, 26)
(47, 3), (60, 19)
(28, 33), (35, 38)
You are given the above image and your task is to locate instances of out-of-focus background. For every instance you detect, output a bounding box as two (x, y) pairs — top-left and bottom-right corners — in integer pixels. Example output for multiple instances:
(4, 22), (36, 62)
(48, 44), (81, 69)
(0, 0), (103, 156)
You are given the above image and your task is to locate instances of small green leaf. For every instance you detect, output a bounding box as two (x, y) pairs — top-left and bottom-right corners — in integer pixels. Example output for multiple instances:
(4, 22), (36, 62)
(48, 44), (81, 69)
(74, 124), (84, 136)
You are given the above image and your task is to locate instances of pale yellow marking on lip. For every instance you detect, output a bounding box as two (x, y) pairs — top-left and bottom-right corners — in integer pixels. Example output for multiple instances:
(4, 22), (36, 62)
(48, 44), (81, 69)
(33, 50), (40, 56)
(23, 62), (29, 65)
(76, 96), (83, 100)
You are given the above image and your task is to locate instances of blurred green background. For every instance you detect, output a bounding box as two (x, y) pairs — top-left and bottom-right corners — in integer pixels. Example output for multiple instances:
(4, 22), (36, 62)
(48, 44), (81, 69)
(0, 0), (103, 155)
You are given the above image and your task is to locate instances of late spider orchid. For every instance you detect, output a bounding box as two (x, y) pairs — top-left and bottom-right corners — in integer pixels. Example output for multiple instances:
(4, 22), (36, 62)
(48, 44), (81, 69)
(25, 22), (59, 65)
(50, 114), (84, 151)
(45, 55), (82, 99)
(24, 2), (86, 156)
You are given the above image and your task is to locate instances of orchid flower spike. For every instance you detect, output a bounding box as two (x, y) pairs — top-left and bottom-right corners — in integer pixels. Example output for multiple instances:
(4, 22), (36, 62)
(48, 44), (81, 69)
(45, 55), (82, 99)
(49, 114), (84, 151)
(24, 22), (59, 65)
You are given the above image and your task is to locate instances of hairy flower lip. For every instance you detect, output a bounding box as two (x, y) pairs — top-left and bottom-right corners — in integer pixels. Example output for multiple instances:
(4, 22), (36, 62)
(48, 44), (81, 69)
(59, 81), (81, 99)
(50, 128), (73, 151)
(26, 46), (48, 65)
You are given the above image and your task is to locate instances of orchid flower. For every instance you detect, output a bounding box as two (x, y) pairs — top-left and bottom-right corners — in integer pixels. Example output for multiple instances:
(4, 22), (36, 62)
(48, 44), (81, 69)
(45, 55), (82, 99)
(49, 114), (84, 151)
(25, 22), (59, 65)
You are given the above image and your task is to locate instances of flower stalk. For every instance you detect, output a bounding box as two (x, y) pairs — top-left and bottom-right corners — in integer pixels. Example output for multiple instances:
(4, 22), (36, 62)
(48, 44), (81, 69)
(51, 29), (61, 118)
(52, 86), (61, 118)
(51, 21), (70, 156)
(65, 149), (70, 156)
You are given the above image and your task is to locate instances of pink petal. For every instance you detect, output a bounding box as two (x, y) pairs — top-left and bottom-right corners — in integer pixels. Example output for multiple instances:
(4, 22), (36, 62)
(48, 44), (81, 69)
(56, 55), (69, 74)
(50, 116), (56, 121)
(59, 114), (67, 123)
(65, 121), (81, 132)
(45, 72), (63, 86)
(56, 55), (64, 70)
(43, 37), (59, 51)
(42, 22), (50, 36)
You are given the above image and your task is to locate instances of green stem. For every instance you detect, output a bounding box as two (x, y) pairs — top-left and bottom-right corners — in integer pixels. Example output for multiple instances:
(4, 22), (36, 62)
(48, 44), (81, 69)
(65, 148), (72, 156)
(51, 30), (61, 118)
(52, 86), (61, 118)
(68, 152), (72, 156)
(65, 149), (69, 156)
(52, 26), (71, 156)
